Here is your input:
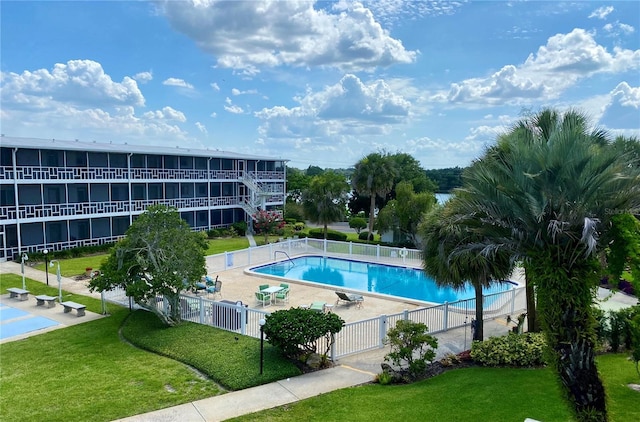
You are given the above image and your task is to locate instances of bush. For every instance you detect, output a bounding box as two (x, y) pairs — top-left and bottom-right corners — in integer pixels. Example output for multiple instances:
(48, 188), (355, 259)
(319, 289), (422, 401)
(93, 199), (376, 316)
(231, 221), (247, 236)
(470, 332), (546, 367)
(358, 231), (371, 241)
(349, 217), (367, 234)
(384, 320), (438, 379)
(262, 307), (345, 360)
(308, 228), (347, 241)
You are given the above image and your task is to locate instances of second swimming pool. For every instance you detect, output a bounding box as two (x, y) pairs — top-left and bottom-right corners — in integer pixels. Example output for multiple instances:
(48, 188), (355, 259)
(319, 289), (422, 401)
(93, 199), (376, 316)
(249, 255), (515, 304)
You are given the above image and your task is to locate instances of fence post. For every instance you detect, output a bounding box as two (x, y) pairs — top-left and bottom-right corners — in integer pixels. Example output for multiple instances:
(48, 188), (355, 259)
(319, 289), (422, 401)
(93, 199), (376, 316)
(323, 239), (327, 254)
(443, 302), (449, 331)
(510, 288), (516, 314)
(379, 315), (388, 348)
(376, 244), (380, 259)
(330, 333), (336, 362)
(239, 303), (247, 335)
(349, 241), (352, 256)
(403, 309), (409, 321)
(199, 296), (205, 323)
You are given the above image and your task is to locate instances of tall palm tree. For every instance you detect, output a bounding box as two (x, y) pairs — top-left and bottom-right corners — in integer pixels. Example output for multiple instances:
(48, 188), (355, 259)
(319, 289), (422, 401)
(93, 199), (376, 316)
(302, 171), (350, 239)
(420, 201), (514, 341)
(351, 152), (397, 239)
(455, 109), (640, 421)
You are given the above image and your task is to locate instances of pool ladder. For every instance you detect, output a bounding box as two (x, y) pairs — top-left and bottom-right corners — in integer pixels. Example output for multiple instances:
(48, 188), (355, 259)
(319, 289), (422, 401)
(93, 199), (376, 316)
(274, 251), (295, 267)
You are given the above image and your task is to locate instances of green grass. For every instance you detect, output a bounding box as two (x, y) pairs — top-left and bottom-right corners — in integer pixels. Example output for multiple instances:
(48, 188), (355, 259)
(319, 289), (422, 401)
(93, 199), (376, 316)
(0, 274), (222, 422)
(122, 310), (301, 390)
(597, 353), (640, 422)
(229, 366), (574, 422)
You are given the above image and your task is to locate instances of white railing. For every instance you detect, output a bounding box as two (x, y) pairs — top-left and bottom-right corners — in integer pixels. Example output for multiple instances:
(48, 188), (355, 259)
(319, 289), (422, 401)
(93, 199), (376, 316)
(102, 240), (526, 361)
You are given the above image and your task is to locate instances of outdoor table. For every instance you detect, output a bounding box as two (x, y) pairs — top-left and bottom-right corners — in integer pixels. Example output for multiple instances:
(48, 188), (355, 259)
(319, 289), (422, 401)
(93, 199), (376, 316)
(262, 286), (284, 305)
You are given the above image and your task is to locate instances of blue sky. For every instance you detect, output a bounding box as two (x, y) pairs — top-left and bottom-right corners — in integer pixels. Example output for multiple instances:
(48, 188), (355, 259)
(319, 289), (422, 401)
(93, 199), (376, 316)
(1, 1), (638, 170)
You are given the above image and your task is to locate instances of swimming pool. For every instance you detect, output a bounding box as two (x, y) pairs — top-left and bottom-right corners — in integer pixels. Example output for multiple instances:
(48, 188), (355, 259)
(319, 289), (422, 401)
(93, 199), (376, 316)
(0, 304), (60, 340)
(249, 255), (515, 304)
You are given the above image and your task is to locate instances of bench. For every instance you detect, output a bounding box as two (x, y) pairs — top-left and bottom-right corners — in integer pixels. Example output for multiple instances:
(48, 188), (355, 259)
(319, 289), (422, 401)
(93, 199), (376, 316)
(35, 294), (57, 308)
(7, 287), (30, 301)
(60, 301), (86, 317)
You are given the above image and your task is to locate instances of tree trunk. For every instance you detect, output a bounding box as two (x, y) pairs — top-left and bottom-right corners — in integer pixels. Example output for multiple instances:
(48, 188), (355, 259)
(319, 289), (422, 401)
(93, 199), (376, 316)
(530, 250), (607, 421)
(368, 195), (376, 240)
(524, 269), (539, 332)
(474, 285), (484, 341)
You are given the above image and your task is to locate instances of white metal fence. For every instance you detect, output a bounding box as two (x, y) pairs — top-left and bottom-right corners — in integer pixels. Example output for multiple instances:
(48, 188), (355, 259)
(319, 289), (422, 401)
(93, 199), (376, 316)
(102, 275), (526, 361)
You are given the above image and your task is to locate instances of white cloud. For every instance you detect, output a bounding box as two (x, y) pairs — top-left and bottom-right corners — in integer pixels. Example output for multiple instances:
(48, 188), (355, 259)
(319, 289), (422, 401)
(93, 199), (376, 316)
(603, 21), (636, 36)
(224, 104), (244, 114)
(433, 28), (640, 105)
(231, 88), (258, 96)
(588, 6), (614, 20)
(210, 82), (220, 91)
(159, 0), (417, 74)
(210, 112), (217, 118)
(0, 59), (145, 108)
(134, 71), (153, 83)
(143, 106), (187, 122)
(599, 82), (640, 132)
(162, 77), (194, 89)
(195, 121), (208, 134)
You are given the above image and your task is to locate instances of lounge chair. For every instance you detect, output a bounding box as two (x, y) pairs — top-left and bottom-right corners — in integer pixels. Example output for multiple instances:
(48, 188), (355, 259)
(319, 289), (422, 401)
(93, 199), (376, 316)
(207, 277), (222, 298)
(258, 284), (269, 291)
(255, 291), (270, 307)
(193, 281), (207, 294)
(335, 291), (364, 308)
(309, 301), (326, 312)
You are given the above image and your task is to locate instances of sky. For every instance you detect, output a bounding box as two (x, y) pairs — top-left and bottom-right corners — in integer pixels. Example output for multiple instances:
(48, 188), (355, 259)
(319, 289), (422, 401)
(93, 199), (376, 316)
(1, 1), (639, 170)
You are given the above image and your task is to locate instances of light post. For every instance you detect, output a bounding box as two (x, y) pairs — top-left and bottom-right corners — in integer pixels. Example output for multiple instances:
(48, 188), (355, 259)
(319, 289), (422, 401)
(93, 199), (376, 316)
(259, 318), (266, 375)
(21, 252), (29, 290)
(50, 259), (62, 303)
(43, 249), (49, 285)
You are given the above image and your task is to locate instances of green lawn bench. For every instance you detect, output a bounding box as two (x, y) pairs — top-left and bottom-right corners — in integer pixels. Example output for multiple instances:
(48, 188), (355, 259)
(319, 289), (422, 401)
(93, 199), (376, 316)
(60, 301), (86, 317)
(7, 287), (30, 301)
(35, 295), (57, 308)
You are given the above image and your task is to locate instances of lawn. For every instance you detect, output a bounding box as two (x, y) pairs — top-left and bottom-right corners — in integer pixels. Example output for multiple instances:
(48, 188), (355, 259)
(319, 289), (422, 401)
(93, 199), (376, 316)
(2, 270), (639, 421)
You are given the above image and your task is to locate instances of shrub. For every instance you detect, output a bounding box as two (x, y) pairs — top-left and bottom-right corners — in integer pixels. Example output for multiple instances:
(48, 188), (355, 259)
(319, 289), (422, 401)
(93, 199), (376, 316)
(375, 370), (393, 385)
(231, 221), (247, 236)
(308, 228), (347, 241)
(262, 307), (345, 360)
(384, 320), (438, 379)
(294, 222), (305, 232)
(358, 231), (371, 241)
(470, 332), (546, 367)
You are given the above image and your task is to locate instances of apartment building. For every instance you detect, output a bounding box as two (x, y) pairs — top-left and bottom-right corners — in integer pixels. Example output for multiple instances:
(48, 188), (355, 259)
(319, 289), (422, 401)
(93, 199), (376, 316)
(0, 136), (286, 261)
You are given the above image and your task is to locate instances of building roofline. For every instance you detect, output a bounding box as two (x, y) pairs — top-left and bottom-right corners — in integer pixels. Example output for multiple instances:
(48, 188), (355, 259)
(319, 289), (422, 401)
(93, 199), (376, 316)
(0, 135), (288, 162)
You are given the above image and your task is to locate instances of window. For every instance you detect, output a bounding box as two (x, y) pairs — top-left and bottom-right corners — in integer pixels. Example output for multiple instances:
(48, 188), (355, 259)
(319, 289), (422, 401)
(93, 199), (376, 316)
(165, 183), (179, 199)
(164, 155), (178, 169)
(210, 183), (220, 197)
(0, 147), (12, 166)
(18, 185), (41, 205)
(132, 183), (146, 200)
(195, 183), (208, 197)
(222, 159), (234, 170)
(131, 154), (145, 168)
(42, 150), (63, 167)
(66, 151), (87, 167)
(210, 159), (221, 170)
(88, 152), (108, 167)
(109, 153), (127, 168)
(91, 217), (110, 238)
(43, 185), (65, 204)
(15, 149), (39, 166)
(68, 184), (89, 203)
(148, 183), (163, 200)
(0, 185), (15, 206)
(195, 157), (208, 170)
(111, 183), (129, 201)
(180, 183), (194, 198)
(222, 182), (235, 196)
(69, 219), (90, 240)
(90, 184), (109, 202)
(147, 155), (162, 168)
(179, 156), (193, 169)
(112, 216), (129, 236)
(46, 221), (67, 243)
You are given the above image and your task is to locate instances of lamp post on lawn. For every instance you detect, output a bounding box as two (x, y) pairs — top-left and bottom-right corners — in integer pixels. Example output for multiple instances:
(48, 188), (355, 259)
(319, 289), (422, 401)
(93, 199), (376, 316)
(50, 260), (62, 303)
(43, 249), (49, 285)
(21, 252), (29, 290)
(259, 318), (266, 375)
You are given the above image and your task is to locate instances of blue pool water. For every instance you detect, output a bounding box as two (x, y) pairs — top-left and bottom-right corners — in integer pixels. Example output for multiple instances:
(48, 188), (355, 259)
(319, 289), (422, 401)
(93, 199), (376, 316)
(250, 255), (515, 304)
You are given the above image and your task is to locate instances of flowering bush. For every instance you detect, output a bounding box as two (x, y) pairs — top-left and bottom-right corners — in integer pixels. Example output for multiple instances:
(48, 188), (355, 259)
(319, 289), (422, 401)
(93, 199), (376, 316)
(252, 209), (285, 243)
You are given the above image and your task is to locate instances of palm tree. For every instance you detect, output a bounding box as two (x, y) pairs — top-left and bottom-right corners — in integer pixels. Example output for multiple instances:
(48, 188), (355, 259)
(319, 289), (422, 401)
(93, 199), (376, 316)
(302, 171), (350, 239)
(455, 108), (640, 421)
(351, 152), (398, 239)
(420, 201), (514, 341)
